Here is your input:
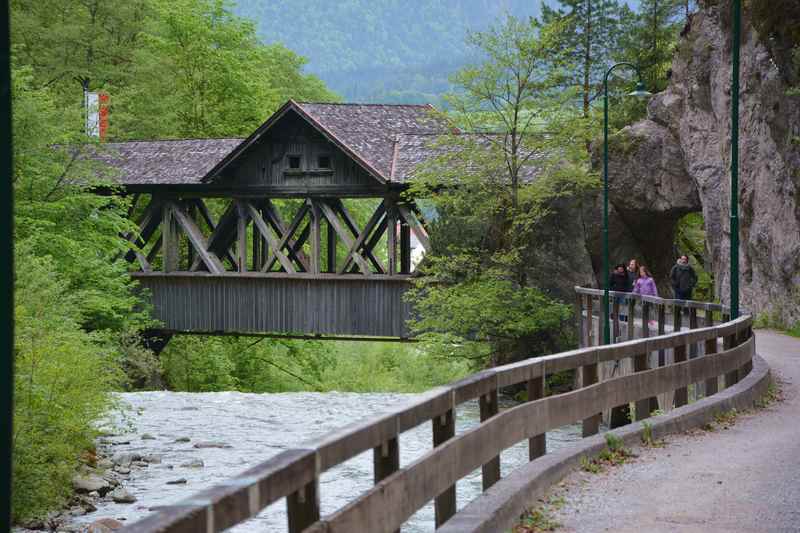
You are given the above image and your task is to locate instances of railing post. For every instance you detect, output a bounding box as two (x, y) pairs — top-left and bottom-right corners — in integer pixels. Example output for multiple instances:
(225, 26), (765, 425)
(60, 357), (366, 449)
(581, 353), (601, 437)
(527, 369), (546, 460)
(626, 297), (636, 341)
(635, 302), (658, 419)
(612, 298), (620, 343)
(479, 389), (501, 491)
(287, 478), (320, 533)
(704, 309), (719, 396)
(373, 437), (400, 533)
(722, 313), (739, 388)
(689, 307), (699, 358)
(740, 325), (753, 375)
(673, 303), (688, 407)
(433, 409), (456, 528)
(609, 295), (632, 428)
(657, 303), (666, 366)
(575, 293), (585, 348)
(688, 307), (701, 400)
(373, 437), (399, 483)
(585, 295), (594, 347)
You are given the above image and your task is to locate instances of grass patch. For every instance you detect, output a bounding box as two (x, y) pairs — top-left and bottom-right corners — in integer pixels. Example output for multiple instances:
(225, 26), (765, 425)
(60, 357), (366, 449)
(580, 433), (633, 473)
(641, 421), (665, 448)
(755, 381), (783, 409)
(515, 494), (565, 532)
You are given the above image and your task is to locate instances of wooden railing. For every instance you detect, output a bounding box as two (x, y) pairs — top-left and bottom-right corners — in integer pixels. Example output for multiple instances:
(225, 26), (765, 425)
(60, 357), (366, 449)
(123, 288), (754, 533)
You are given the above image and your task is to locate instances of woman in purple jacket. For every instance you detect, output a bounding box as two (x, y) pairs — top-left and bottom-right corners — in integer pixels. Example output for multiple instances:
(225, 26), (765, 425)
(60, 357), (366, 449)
(632, 265), (658, 297)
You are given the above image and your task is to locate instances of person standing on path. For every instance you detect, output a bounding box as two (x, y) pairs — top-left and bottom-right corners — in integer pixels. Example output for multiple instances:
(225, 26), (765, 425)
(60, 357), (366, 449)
(670, 255), (698, 300)
(627, 259), (639, 293)
(633, 265), (658, 297)
(609, 263), (630, 320)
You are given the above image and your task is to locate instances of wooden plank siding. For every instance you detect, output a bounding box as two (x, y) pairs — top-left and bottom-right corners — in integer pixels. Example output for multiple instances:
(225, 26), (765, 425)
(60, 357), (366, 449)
(222, 114), (381, 192)
(133, 273), (413, 338)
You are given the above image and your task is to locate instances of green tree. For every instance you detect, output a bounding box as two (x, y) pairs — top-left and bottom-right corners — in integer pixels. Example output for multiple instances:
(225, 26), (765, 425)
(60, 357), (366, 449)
(407, 16), (597, 367)
(541, 0), (622, 118)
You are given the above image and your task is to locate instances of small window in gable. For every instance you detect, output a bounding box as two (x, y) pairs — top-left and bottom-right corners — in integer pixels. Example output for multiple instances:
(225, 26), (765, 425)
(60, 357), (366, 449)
(317, 154), (332, 170)
(287, 155), (302, 170)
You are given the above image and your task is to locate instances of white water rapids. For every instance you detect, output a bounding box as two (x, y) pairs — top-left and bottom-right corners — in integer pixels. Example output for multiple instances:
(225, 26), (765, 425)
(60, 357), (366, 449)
(74, 391), (582, 532)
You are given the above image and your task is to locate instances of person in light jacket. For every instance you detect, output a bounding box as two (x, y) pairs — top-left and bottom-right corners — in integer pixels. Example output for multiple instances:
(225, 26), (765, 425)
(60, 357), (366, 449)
(632, 265), (658, 297)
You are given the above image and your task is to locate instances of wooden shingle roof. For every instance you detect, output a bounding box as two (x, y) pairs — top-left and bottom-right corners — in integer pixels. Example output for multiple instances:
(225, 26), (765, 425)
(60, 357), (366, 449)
(93, 138), (243, 186)
(98, 100), (448, 188)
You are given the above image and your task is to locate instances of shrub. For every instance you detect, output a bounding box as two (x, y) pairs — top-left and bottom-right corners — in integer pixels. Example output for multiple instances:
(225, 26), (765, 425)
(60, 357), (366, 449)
(13, 249), (120, 521)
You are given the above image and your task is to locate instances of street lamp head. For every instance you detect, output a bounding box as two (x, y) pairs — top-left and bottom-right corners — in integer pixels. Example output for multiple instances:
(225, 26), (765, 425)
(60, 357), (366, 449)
(628, 80), (652, 98)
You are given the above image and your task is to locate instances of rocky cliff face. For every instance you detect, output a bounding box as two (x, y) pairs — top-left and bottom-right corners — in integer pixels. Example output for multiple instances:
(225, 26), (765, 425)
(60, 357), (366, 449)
(601, 0), (800, 323)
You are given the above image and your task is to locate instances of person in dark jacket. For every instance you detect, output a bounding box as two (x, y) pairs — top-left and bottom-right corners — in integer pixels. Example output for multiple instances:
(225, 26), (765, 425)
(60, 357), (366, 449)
(670, 255), (698, 300)
(609, 264), (630, 320)
(609, 264), (629, 292)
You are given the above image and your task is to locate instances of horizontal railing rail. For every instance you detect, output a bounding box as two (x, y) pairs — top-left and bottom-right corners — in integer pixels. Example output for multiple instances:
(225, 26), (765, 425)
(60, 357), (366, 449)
(123, 289), (754, 533)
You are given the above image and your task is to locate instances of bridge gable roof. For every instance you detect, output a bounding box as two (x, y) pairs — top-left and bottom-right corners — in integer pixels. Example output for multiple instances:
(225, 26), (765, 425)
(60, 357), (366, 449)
(96, 100), (447, 189)
(205, 100), (446, 185)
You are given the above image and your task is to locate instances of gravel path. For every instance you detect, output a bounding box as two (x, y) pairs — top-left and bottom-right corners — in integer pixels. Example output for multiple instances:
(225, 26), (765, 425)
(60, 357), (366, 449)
(546, 329), (800, 533)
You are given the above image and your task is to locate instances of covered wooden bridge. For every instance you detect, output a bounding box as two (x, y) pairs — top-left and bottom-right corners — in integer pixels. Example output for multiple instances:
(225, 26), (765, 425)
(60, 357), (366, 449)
(103, 101), (443, 339)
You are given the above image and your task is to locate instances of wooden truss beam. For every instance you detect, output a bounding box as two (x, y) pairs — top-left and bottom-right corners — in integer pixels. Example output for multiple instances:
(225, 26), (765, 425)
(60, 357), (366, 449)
(316, 201), (374, 276)
(166, 201), (224, 273)
(335, 200), (387, 274)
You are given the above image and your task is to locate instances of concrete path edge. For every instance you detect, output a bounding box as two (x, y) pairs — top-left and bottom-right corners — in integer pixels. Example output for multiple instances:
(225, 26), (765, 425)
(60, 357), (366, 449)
(438, 354), (772, 533)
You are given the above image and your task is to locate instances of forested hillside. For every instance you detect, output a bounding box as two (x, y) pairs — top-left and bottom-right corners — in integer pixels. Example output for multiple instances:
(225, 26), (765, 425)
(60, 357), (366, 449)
(232, 0), (651, 104)
(232, 0), (542, 103)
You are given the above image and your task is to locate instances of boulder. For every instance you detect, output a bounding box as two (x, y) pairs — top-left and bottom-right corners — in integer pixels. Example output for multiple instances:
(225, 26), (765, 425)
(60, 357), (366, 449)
(140, 433), (156, 440)
(84, 518), (124, 532)
(166, 478), (187, 485)
(111, 452), (140, 467)
(109, 487), (137, 504)
(193, 441), (231, 449)
(179, 459), (204, 468)
(596, 0), (800, 321)
(142, 454), (162, 464)
(72, 473), (111, 495)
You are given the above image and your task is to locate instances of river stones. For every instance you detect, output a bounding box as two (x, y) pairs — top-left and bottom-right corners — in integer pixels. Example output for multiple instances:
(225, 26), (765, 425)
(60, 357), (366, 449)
(166, 478), (187, 485)
(111, 452), (141, 467)
(141, 433), (156, 440)
(142, 454), (162, 464)
(72, 473), (111, 495)
(179, 459), (204, 468)
(193, 441), (231, 449)
(174, 436), (191, 443)
(85, 517), (124, 532)
(109, 487), (137, 504)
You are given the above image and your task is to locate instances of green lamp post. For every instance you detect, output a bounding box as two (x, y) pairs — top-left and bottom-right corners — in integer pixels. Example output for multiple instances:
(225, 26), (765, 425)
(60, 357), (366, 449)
(602, 63), (651, 346)
(730, 0), (741, 319)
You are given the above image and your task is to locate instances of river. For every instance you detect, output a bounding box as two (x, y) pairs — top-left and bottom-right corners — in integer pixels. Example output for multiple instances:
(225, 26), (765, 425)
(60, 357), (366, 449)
(75, 391), (582, 532)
